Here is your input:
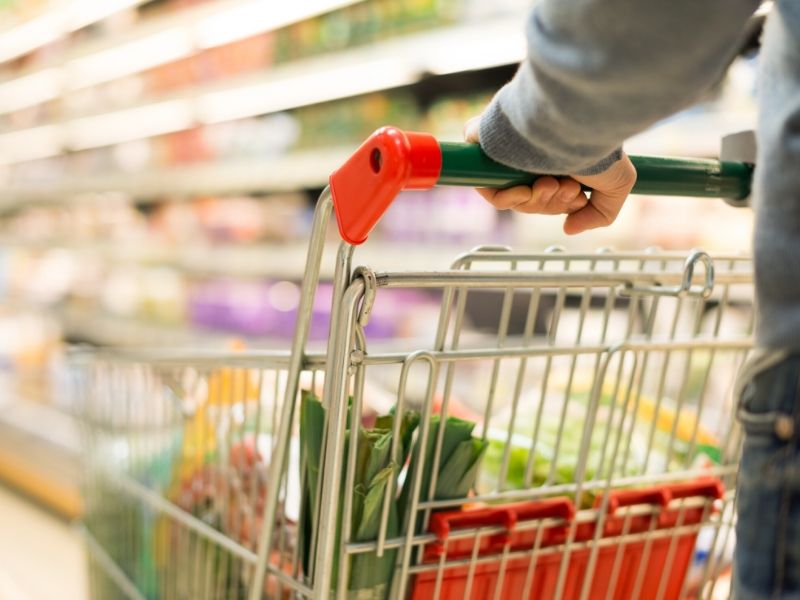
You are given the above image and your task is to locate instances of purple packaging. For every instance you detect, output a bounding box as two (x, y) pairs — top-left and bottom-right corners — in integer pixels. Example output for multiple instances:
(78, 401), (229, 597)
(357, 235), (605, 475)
(188, 279), (439, 341)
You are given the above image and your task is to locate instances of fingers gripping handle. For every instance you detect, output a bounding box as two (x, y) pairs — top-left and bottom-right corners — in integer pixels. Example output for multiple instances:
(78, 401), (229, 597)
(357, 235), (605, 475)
(329, 126), (754, 246)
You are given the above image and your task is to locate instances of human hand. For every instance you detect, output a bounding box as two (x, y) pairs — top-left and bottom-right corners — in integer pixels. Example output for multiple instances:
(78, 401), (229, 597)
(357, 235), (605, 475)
(464, 117), (636, 235)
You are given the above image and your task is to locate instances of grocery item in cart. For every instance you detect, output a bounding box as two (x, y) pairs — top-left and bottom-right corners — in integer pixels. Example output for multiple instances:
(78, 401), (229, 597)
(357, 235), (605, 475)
(299, 390), (488, 599)
(300, 390), (420, 599)
(481, 384), (722, 503)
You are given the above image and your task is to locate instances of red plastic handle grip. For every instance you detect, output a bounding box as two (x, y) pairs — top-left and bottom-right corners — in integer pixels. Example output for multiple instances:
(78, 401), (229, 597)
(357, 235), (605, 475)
(427, 497), (575, 558)
(430, 507), (517, 542)
(430, 497), (575, 542)
(596, 478), (724, 515)
(664, 477), (725, 502)
(597, 488), (672, 515)
(509, 497), (575, 523)
(329, 127), (442, 245)
(428, 507), (516, 557)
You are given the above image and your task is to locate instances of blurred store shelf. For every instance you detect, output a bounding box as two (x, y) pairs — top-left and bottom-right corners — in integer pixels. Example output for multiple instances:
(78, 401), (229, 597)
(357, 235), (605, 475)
(0, 111), (756, 205)
(0, 231), (479, 277)
(0, 0), (149, 66)
(0, 0), (364, 99)
(57, 305), (286, 348)
(0, 147), (350, 203)
(0, 16), (526, 164)
(0, 394), (81, 519)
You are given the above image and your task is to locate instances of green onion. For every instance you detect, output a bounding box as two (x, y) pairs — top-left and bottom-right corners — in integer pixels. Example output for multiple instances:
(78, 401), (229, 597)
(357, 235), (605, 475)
(299, 390), (326, 574)
(399, 414), (488, 532)
(299, 392), (486, 598)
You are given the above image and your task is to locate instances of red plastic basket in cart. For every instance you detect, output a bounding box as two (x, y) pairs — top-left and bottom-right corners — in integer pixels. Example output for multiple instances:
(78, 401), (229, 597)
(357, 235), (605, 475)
(411, 478), (724, 600)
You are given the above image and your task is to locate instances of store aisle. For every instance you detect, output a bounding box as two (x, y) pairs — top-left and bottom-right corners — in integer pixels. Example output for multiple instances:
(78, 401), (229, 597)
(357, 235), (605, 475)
(0, 486), (86, 600)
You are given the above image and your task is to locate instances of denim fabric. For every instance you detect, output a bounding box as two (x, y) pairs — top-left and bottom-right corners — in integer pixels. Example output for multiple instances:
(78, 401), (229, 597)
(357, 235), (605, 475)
(735, 355), (800, 599)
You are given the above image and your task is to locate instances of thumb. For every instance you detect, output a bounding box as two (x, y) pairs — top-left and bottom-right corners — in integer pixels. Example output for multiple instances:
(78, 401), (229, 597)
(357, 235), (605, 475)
(563, 153), (636, 234)
(563, 189), (625, 235)
(464, 116), (481, 143)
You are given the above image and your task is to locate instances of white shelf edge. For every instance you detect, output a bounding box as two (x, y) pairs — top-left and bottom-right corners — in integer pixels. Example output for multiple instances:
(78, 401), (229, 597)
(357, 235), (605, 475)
(0, 147), (351, 203)
(0, 238), (477, 278)
(0, 396), (80, 455)
(57, 304), (294, 349)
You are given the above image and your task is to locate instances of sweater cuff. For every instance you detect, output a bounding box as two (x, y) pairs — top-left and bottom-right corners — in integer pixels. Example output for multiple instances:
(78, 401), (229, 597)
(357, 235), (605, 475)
(478, 95), (622, 175)
(573, 148), (623, 175)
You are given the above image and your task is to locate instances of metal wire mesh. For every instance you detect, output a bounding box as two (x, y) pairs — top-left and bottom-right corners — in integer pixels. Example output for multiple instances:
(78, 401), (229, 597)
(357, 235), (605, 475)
(78, 247), (753, 600)
(79, 354), (327, 599)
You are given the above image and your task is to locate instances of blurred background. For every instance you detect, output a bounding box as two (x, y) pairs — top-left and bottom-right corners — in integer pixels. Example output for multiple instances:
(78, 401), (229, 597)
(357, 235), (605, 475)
(0, 0), (759, 598)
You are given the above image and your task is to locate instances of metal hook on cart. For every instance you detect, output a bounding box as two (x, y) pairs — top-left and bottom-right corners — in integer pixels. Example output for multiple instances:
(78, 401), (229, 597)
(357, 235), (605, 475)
(619, 249), (716, 298)
(468, 244), (512, 253)
(353, 266), (378, 328)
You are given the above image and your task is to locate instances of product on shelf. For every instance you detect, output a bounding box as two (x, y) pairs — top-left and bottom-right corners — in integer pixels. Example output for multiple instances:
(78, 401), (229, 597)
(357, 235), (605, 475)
(273, 0), (462, 65)
(188, 279), (439, 341)
(200, 112), (301, 162)
(146, 33), (275, 95)
(5, 88), (421, 183)
(424, 89), (495, 140)
(294, 91), (419, 151)
(0, 302), (63, 404)
(4, 0), (486, 124)
(377, 187), (501, 245)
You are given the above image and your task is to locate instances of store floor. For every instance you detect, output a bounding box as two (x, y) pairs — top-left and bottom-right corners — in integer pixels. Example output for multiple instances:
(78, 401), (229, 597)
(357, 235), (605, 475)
(0, 485), (86, 600)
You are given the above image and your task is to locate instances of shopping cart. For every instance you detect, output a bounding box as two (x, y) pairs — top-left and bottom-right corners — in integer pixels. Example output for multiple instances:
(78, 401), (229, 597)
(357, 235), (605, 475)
(78, 127), (755, 600)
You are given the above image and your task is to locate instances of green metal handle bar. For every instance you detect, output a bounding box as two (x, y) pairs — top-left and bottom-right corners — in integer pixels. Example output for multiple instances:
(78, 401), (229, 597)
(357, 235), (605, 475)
(329, 127), (754, 245)
(438, 142), (753, 200)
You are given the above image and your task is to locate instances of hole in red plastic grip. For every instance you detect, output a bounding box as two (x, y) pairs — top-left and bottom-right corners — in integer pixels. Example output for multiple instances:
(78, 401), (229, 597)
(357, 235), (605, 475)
(595, 478), (725, 515)
(329, 127), (442, 245)
(664, 477), (725, 502)
(428, 507), (517, 558)
(598, 488), (672, 515)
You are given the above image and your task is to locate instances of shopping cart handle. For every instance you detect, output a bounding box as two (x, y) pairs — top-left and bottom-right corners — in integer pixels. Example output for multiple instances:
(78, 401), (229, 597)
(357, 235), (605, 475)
(329, 127), (754, 245)
(438, 142), (753, 201)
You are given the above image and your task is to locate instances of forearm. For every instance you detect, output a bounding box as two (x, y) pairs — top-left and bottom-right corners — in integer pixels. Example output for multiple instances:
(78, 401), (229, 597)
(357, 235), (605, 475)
(480, 0), (759, 174)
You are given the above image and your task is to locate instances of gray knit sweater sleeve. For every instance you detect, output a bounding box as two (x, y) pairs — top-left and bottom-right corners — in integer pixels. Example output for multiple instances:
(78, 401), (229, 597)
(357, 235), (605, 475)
(479, 0), (759, 175)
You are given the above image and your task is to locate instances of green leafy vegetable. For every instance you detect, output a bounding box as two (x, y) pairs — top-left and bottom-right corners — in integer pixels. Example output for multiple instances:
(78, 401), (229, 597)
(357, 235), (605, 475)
(299, 392), (487, 599)
(399, 414), (488, 533)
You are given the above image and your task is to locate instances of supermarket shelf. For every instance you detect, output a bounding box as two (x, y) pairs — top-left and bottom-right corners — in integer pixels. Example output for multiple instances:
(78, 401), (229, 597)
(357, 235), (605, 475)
(54, 305), (454, 357)
(171, 240), (477, 278)
(0, 0), (150, 67)
(185, 15), (525, 126)
(0, 148), (350, 203)
(57, 305), (289, 348)
(0, 393), (82, 519)
(0, 104), (755, 202)
(0, 0), (365, 110)
(625, 109), (757, 158)
(0, 16), (526, 163)
(56, 304), (454, 355)
(1, 238), (477, 278)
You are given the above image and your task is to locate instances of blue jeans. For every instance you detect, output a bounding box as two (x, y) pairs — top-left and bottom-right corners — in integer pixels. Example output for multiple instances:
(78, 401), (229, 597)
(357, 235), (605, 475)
(735, 355), (800, 599)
